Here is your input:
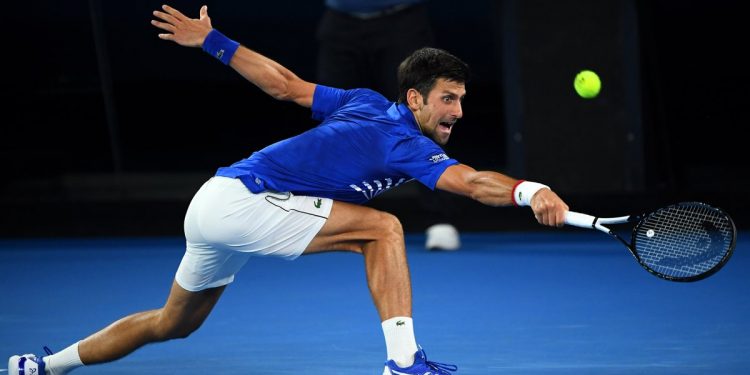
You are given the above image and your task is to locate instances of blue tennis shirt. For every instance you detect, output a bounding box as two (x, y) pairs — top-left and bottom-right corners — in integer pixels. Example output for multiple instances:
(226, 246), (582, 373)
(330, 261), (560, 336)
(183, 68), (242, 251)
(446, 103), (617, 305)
(215, 85), (458, 204)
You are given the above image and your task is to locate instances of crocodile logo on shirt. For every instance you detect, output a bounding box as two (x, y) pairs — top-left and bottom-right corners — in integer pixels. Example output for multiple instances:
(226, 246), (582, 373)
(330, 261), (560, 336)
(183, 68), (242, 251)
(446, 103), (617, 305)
(314, 198), (322, 208)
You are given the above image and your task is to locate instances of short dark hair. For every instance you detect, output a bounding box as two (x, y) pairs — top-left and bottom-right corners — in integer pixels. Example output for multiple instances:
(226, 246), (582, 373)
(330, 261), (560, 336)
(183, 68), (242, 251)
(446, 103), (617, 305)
(397, 47), (470, 104)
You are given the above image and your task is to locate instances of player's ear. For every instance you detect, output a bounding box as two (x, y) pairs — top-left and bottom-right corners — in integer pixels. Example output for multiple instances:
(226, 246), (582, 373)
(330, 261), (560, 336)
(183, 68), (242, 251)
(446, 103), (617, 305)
(406, 88), (422, 110)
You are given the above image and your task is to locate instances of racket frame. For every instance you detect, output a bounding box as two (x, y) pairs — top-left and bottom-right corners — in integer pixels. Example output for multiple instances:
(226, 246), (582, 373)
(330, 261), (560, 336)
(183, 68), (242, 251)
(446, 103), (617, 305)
(564, 203), (736, 282)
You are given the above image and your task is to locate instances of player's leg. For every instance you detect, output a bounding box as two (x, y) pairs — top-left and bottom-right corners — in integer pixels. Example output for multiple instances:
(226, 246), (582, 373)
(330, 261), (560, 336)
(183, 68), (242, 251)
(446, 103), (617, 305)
(36, 237), (248, 375)
(10, 177), (251, 375)
(72, 177), (253, 364)
(77, 281), (225, 364)
(304, 200), (412, 321)
(305, 201), (458, 374)
(8, 280), (226, 375)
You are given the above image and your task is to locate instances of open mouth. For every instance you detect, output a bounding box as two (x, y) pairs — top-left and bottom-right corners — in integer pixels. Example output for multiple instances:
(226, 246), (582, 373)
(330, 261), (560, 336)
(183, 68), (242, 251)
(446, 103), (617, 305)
(439, 121), (454, 130)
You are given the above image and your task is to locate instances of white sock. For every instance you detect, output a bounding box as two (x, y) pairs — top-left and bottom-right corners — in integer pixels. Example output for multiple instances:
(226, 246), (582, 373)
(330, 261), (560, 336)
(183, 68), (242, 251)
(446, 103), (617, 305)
(43, 341), (84, 375)
(381, 316), (418, 368)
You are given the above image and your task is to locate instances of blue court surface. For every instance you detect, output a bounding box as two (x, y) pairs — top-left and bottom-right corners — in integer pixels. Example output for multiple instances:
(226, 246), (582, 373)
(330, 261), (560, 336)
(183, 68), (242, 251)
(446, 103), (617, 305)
(1, 231), (748, 374)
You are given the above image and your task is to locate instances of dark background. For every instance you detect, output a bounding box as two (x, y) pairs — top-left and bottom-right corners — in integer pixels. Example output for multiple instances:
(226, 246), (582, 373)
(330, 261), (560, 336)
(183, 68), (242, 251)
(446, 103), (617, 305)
(1, 0), (747, 237)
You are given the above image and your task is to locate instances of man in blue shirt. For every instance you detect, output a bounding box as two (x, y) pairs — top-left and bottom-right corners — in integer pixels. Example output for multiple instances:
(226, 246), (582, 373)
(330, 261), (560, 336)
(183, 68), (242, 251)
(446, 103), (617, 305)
(9, 5), (569, 375)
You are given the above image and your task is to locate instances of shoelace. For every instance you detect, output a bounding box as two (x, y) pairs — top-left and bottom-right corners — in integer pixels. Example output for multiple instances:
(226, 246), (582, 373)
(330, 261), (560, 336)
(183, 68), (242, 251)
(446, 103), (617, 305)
(425, 360), (458, 374)
(39, 346), (53, 374)
(423, 353), (457, 374)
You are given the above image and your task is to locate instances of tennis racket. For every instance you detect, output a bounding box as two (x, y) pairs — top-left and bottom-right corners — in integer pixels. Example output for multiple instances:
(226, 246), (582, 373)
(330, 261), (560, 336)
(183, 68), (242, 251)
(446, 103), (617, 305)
(564, 201), (736, 282)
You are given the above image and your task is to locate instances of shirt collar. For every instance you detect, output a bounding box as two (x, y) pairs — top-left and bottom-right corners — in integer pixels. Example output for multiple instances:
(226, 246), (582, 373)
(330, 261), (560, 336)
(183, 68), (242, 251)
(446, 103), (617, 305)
(388, 102), (421, 133)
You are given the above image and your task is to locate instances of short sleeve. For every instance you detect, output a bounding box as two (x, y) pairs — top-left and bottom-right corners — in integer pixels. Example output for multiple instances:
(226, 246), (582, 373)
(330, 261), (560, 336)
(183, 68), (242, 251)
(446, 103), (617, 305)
(388, 137), (459, 190)
(312, 85), (378, 121)
(311, 85), (343, 121)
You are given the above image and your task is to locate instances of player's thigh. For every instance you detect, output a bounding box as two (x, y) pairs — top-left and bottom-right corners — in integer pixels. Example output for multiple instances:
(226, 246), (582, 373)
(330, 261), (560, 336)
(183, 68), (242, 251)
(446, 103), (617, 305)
(304, 200), (402, 254)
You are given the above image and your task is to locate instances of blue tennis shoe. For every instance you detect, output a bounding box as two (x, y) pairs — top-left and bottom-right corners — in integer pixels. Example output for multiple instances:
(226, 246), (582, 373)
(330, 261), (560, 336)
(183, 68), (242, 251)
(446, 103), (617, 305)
(384, 347), (457, 375)
(8, 347), (52, 375)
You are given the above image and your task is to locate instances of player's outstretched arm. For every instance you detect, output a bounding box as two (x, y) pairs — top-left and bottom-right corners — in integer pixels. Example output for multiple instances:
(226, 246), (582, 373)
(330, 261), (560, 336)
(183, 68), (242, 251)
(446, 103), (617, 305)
(151, 4), (315, 107)
(436, 164), (569, 227)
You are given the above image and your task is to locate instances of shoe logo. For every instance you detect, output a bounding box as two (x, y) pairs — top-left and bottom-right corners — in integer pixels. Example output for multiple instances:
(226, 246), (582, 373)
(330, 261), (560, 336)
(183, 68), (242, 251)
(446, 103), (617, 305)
(30, 368), (38, 375)
(313, 198), (322, 208)
(396, 320), (405, 326)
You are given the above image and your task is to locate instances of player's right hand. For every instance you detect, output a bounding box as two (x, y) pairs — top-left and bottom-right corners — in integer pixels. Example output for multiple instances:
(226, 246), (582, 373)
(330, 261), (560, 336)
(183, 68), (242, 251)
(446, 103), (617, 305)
(530, 188), (569, 227)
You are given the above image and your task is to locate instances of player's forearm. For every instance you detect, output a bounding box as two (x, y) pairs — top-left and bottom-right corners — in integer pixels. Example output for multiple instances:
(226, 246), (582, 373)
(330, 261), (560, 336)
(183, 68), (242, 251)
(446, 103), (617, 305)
(465, 171), (518, 207)
(437, 164), (517, 207)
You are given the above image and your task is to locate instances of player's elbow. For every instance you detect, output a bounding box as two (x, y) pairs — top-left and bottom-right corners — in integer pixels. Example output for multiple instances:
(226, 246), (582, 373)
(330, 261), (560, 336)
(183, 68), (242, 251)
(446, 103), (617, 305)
(269, 79), (312, 107)
(266, 83), (292, 102)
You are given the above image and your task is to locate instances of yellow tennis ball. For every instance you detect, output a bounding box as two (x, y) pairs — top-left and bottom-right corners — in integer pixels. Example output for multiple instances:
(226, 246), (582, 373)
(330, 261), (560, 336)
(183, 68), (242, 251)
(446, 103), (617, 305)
(574, 70), (601, 99)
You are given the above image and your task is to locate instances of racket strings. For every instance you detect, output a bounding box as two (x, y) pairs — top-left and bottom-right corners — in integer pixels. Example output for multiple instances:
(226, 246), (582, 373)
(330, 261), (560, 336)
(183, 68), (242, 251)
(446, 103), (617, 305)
(634, 203), (734, 279)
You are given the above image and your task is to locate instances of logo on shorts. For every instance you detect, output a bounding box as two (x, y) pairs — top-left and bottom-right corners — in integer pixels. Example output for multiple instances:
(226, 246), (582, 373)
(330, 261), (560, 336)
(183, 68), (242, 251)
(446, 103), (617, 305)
(314, 198), (322, 208)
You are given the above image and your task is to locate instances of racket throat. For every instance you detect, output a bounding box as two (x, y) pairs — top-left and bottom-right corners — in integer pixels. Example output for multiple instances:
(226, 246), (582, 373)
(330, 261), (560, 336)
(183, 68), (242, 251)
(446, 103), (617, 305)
(608, 231), (633, 251)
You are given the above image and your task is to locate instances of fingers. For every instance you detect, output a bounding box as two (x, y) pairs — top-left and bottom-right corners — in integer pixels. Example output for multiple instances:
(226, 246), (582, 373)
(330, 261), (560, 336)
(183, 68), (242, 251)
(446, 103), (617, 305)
(161, 4), (189, 22)
(151, 19), (176, 33)
(534, 211), (560, 227)
(200, 5), (208, 20)
(153, 10), (180, 27)
(531, 190), (569, 227)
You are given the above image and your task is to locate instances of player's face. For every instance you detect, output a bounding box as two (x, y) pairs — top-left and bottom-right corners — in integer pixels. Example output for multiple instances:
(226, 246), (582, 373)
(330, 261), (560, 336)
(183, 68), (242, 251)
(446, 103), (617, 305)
(413, 79), (465, 145)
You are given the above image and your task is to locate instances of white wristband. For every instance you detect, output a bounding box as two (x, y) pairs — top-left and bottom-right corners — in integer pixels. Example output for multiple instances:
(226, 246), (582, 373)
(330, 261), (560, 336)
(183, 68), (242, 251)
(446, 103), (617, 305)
(512, 180), (549, 206)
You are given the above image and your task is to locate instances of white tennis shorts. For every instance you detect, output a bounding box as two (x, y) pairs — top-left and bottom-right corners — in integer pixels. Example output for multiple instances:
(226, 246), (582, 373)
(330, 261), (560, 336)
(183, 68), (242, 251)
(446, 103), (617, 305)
(175, 176), (333, 292)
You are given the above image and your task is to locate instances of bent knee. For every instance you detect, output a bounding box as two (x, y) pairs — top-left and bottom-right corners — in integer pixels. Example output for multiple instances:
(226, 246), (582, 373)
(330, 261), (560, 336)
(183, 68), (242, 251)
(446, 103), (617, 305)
(154, 313), (203, 341)
(376, 211), (403, 236)
(350, 211), (405, 250)
(367, 211), (404, 248)
(158, 324), (199, 341)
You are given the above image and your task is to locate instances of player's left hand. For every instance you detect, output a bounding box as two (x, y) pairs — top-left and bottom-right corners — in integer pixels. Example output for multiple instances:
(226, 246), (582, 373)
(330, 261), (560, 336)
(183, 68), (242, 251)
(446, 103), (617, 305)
(530, 188), (569, 227)
(151, 4), (213, 48)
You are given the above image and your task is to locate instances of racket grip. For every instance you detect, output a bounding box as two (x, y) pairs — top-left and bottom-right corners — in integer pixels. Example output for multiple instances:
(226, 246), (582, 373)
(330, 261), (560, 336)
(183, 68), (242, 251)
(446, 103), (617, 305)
(564, 211), (597, 228)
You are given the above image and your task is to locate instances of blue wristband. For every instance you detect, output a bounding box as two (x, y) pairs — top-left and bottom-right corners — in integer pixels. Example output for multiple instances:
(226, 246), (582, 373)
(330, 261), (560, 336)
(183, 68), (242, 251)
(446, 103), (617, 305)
(202, 29), (240, 65)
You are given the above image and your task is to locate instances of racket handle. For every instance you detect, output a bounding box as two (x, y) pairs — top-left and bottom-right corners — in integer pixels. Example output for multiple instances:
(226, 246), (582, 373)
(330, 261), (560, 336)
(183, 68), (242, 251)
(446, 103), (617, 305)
(564, 211), (597, 228)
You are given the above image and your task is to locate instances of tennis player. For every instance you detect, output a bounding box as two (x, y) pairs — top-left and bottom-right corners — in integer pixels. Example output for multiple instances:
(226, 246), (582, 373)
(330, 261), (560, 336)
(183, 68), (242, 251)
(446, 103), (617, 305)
(9, 5), (569, 375)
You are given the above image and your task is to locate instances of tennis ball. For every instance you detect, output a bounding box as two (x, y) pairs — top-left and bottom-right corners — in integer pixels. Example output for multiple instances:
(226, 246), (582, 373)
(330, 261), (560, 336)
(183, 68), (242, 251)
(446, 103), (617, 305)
(574, 70), (601, 99)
